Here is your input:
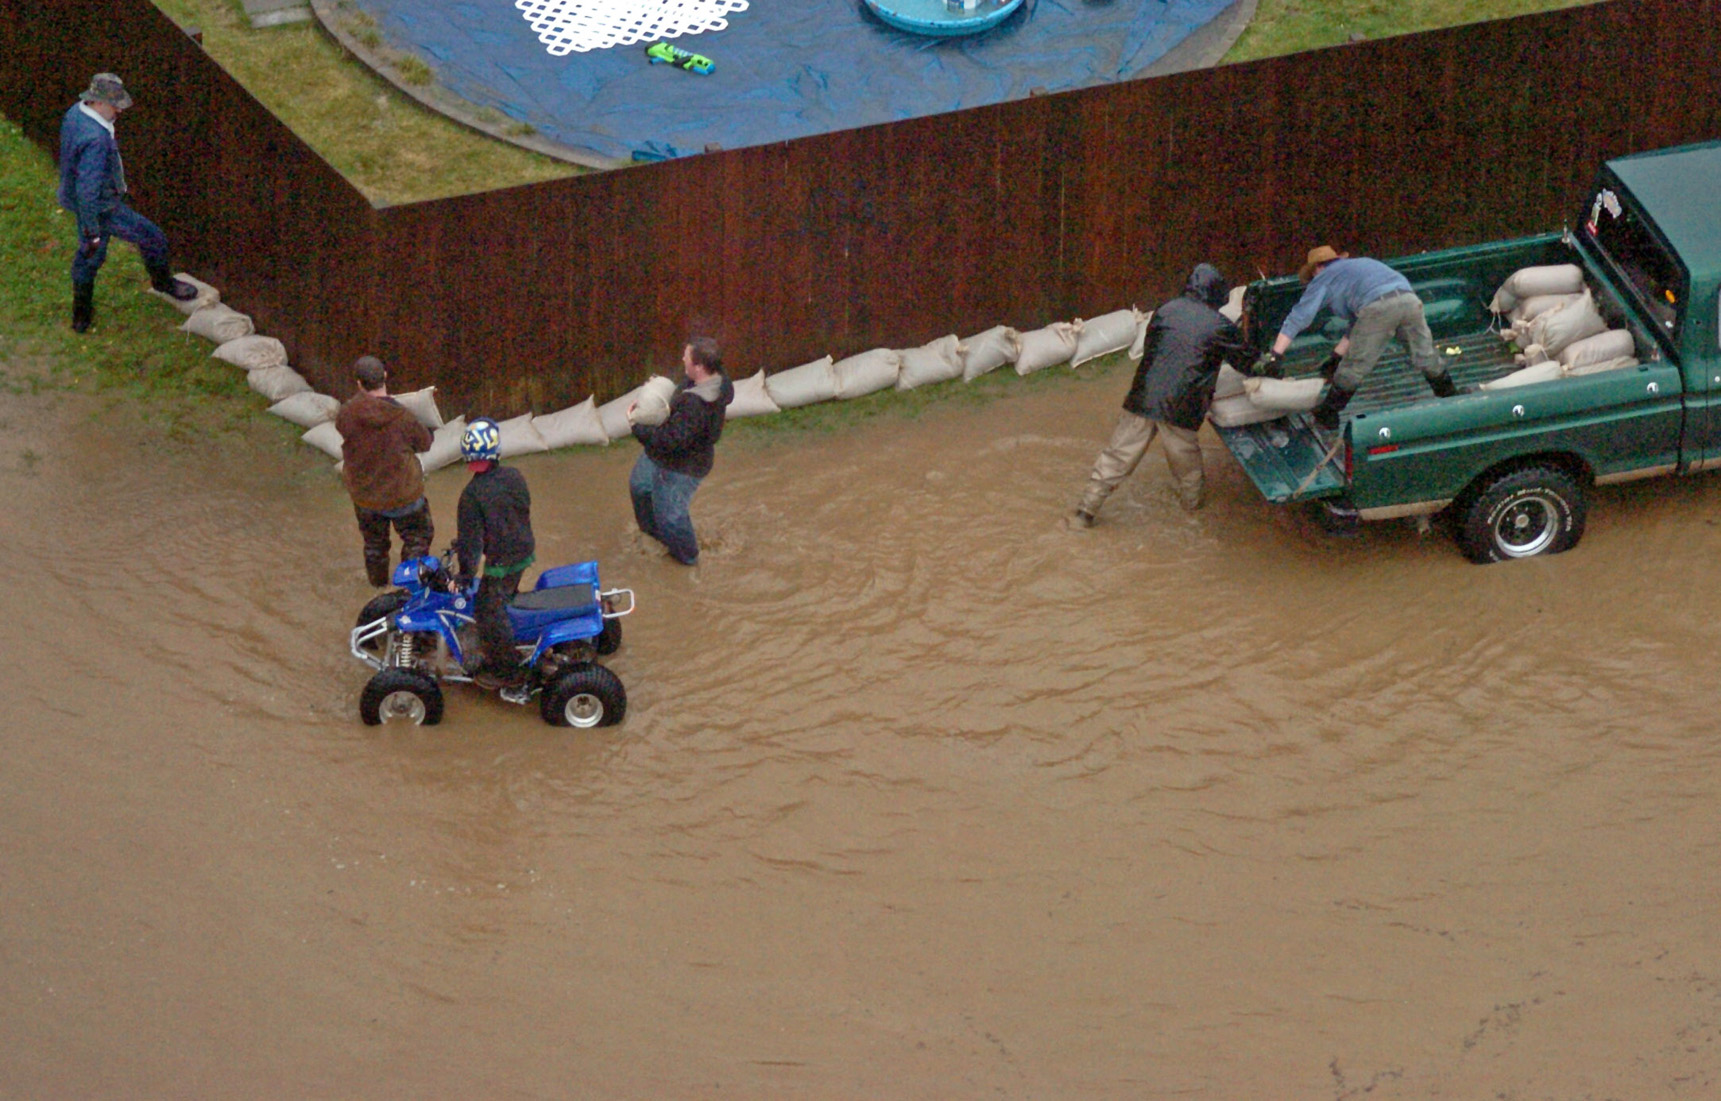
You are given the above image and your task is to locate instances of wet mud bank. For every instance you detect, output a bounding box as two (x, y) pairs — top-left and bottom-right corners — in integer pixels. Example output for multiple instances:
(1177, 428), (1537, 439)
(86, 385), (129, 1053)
(4, 364), (1721, 1097)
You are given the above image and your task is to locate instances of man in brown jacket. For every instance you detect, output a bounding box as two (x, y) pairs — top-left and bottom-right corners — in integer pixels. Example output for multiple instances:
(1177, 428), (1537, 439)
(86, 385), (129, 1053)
(336, 355), (434, 586)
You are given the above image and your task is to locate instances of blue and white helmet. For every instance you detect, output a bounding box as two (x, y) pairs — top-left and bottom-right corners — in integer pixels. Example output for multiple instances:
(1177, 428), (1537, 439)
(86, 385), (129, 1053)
(461, 417), (501, 463)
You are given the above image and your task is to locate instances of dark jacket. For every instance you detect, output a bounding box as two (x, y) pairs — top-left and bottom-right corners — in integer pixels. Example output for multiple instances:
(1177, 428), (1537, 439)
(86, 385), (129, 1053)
(632, 373), (735, 478)
(455, 464), (534, 577)
(1126, 264), (1254, 432)
(337, 392), (432, 511)
(57, 103), (125, 239)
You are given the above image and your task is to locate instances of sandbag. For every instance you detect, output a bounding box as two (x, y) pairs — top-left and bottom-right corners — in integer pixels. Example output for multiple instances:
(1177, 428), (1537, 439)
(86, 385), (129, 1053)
(1489, 264), (1585, 314)
(1481, 361), (1563, 390)
(832, 348), (902, 400)
(300, 420), (343, 459)
(1243, 376), (1324, 412)
(1558, 328), (1636, 370)
(149, 273), (219, 314)
(1219, 286), (1246, 322)
(1522, 289), (1607, 358)
(1015, 322), (1078, 375)
(1208, 392), (1286, 428)
(497, 413), (549, 458)
(630, 376), (679, 427)
(533, 397), (609, 448)
(895, 335), (963, 391)
(1566, 354), (1640, 378)
(180, 303), (255, 343)
(393, 386), (443, 430)
(211, 335), (288, 371)
(1072, 309), (1142, 367)
(1514, 343), (1550, 367)
(267, 391), (341, 428)
(960, 327), (1019, 381)
(417, 416), (468, 474)
(1128, 311), (1154, 360)
(1213, 362), (1248, 400)
(598, 386), (644, 440)
(1509, 292), (1582, 326)
(247, 364), (312, 401)
(764, 355), (837, 408)
(726, 369), (782, 419)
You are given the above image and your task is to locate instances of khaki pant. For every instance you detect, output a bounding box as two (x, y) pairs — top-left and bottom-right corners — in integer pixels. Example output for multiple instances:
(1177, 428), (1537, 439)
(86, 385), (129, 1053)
(1078, 410), (1205, 515)
(1333, 290), (1440, 391)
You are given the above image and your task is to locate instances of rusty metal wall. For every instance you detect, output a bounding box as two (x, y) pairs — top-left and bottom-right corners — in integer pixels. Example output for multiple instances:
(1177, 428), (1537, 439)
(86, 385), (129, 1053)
(3, 0), (1718, 414)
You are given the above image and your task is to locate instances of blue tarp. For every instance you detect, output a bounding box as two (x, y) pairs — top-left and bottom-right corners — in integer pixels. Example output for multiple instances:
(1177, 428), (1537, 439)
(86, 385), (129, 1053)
(351, 0), (1233, 162)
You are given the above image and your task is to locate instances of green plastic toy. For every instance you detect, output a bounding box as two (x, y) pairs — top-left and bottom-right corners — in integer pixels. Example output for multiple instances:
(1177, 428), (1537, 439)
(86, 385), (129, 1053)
(646, 41), (714, 75)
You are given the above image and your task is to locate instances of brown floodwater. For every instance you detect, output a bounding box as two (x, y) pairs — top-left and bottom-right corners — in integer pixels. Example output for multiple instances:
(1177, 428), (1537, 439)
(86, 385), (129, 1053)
(4, 363), (1721, 1098)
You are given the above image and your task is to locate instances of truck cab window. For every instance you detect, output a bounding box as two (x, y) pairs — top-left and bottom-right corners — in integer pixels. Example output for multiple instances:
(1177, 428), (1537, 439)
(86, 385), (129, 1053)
(1586, 186), (1687, 336)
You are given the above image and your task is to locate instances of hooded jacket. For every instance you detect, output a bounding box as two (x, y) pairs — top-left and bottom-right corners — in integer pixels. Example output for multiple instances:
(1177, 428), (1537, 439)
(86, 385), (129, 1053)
(1125, 264), (1254, 431)
(336, 392), (433, 511)
(632, 372), (736, 478)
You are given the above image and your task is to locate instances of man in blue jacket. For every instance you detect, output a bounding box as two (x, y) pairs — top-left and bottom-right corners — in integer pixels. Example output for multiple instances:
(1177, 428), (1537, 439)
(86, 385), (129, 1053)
(58, 73), (197, 333)
(627, 336), (735, 566)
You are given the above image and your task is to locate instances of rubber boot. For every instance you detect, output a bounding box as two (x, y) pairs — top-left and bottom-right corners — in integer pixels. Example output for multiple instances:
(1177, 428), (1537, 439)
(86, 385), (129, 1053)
(144, 260), (198, 302)
(1312, 382), (1356, 431)
(71, 281), (95, 333)
(1427, 371), (1460, 398)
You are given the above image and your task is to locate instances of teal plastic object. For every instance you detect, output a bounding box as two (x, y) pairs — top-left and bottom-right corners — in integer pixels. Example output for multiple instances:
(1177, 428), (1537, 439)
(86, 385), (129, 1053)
(646, 41), (714, 74)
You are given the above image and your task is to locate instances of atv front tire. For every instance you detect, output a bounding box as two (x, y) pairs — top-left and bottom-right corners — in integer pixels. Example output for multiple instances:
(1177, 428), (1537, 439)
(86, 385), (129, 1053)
(360, 668), (444, 726)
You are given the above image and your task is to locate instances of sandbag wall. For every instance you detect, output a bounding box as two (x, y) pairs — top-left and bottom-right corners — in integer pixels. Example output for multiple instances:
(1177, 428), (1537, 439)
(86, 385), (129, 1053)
(3, 0), (1721, 418)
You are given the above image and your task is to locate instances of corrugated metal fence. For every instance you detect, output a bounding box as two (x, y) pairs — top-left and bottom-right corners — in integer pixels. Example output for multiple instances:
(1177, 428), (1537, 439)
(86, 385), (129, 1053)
(2, 0), (1718, 414)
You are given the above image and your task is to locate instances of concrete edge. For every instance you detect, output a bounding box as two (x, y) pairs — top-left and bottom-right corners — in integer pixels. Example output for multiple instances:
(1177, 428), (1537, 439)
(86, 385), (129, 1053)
(1139, 0), (1260, 78)
(307, 0), (629, 178)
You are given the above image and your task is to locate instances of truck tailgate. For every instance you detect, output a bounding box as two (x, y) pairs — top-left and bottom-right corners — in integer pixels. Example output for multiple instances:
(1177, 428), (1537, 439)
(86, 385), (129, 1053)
(1215, 416), (1345, 502)
(1215, 331), (1520, 504)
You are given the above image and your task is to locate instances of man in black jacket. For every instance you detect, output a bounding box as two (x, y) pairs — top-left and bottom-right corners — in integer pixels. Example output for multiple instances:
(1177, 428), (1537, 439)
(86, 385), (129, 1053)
(628, 336), (735, 566)
(1072, 264), (1255, 525)
(454, 418), (536, 688)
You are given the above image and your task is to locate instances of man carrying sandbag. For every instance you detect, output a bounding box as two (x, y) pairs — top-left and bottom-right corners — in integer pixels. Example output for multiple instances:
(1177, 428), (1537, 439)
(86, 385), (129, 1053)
(1072, 263), (1255, 526)
(1261, 246), (1461, 430)
(57, 73), (198, 332)
(337, 356), (434, 587)
(627, 336), (735, 566)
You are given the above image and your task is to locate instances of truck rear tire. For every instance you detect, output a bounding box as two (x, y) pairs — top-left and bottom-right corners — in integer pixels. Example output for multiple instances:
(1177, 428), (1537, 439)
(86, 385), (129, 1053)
(1458, 466), (1586, 563)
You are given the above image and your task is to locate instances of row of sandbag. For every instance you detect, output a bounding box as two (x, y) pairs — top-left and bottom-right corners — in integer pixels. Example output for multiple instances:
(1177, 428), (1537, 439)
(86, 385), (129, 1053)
(265, 307), (1158, 469)
(1485, 264), (1641, 387)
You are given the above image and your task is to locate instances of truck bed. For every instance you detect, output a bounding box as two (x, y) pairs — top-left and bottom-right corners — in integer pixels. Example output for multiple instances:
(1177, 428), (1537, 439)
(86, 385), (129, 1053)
(1214, 329), (1521, 503)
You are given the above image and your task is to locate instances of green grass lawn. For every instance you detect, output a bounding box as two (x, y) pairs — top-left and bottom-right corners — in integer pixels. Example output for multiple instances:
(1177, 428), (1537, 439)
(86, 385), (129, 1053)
(1229, 0), (1600, 62)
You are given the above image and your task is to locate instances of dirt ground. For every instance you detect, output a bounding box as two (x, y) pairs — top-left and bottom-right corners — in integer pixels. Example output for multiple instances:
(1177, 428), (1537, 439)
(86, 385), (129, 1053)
(3, 362), (1719, 1098)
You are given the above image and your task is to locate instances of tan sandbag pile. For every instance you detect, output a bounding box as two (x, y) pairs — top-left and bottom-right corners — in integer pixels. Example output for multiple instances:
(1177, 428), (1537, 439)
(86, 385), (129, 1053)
(598, 386), (644, 439)
(1072, 309), (1143, 367)
(1490, 264), (1585, 315)
(533, 398), (609, 447)
(1519, 289), (1607, 358)
(149, 272), (219, 314)
(726, 370), (782, 418)
(392, 386), (444, 430)
(1015, 322), (1078, 375)
(247, 364), (312, 401)
(764, 355), (837, 409)
(417, 416), (468, 473)
(181, 303), (254, 343)
(211, 335), (287, 371)
(832, 349), (902, 400)
(960, 327), (1019, 380)
(895, 335), (963, 391)
(1482, 361), (1563, 390)
(267, 391), (340, 428)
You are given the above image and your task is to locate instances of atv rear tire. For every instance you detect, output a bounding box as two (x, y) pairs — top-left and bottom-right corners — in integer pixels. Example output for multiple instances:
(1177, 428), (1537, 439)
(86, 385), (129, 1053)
(360, 668), (444, 726)
(541, 663), (627, 728)
(354, 590), (410, 660)
(595, 615), (623, 656)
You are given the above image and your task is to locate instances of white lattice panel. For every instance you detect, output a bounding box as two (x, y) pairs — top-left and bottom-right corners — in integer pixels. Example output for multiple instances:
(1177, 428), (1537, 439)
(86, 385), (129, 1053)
(516, 0), (749, 54)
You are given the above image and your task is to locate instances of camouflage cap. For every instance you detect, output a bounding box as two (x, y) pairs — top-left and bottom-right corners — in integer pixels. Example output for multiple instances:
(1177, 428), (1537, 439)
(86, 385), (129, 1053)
(81, 73), (133, 110)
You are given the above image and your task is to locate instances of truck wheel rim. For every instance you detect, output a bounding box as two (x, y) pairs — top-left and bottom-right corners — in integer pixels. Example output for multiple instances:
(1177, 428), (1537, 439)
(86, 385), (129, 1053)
(564, 693), (604, 728)
(379, 690), (428, 724)
(1495, 495), (1558, 556)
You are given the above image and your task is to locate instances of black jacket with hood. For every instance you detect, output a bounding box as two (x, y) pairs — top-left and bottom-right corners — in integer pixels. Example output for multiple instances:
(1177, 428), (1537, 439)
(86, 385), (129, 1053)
(632, 372), (736, 478)
(1125, 264), (1254, 432)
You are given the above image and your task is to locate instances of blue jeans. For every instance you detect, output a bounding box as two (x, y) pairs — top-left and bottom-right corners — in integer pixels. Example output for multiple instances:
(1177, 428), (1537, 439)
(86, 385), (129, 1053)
(629, 453), (703, 565)
(72, 203), (171, 286)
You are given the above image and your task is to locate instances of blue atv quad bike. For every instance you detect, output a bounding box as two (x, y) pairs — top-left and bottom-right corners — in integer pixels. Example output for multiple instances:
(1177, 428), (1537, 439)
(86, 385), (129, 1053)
(351, 551), (634, 728)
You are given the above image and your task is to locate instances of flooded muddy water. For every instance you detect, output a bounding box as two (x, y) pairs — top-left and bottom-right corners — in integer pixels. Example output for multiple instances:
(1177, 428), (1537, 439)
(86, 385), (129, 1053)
(5, 362), (1721, 1098)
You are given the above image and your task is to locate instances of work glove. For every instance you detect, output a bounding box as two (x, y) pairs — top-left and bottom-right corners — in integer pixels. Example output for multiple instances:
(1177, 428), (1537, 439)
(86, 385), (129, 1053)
(1318, 351), (1343, 381)
(1250, 351), (1284, 379)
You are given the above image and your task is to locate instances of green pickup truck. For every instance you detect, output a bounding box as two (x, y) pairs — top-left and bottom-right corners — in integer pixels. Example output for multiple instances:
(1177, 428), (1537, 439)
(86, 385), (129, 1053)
(1218, 139), (1721, 563)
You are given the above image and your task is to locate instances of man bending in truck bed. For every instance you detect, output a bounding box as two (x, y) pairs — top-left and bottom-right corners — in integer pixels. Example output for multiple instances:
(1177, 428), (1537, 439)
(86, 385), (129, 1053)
(1261, 245), (1461, 430)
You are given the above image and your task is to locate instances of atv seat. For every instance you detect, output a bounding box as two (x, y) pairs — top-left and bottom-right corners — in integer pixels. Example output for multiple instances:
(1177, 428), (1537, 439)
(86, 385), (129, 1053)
(511, 583), (596, 612)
